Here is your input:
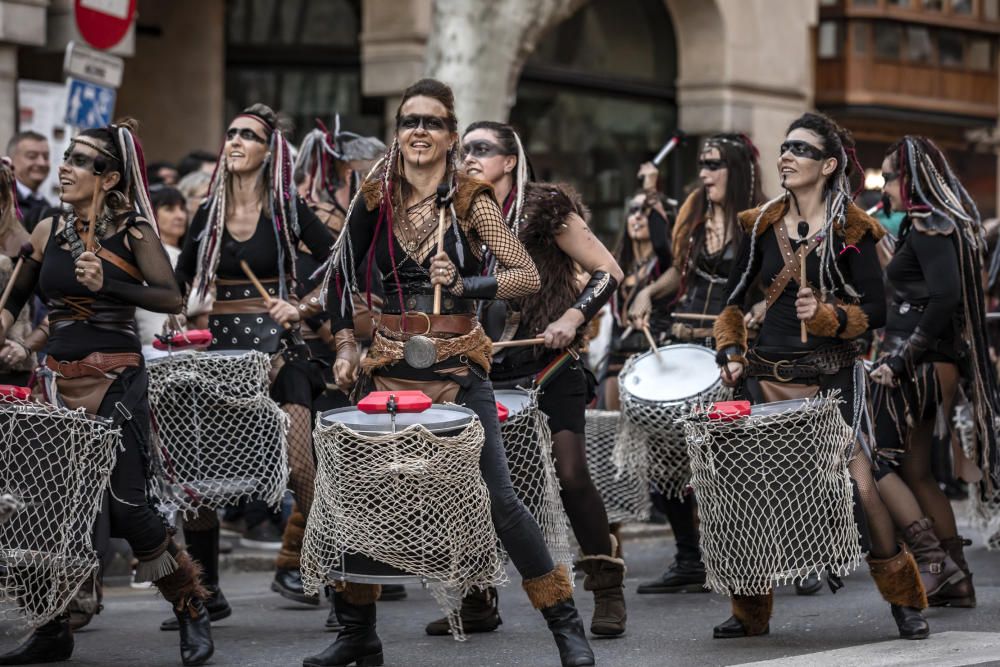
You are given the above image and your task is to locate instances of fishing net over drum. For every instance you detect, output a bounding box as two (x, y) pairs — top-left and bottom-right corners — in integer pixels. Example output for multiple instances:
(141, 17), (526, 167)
(496, 389), (573, 569)
(147, 350), (289, 517)
(585, 410), (650, 524)
(0, 398), (120, 629)
(683, 395), (862, 596)
(956, 400), (1000, 550)
(302, 405), (506, 636)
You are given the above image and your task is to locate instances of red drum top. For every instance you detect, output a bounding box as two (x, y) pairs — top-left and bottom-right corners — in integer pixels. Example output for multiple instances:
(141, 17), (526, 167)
(620, 344), (720, 404)
(321, 405), (477, 435)
(358, 391), (432, 414)
(152, 330), (212, 351)
(0, 385), (31, 402)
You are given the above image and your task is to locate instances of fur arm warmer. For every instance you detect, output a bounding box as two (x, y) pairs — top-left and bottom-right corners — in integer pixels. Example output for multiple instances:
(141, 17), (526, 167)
(805, 302), (869, 339)
(713, 304), (747, 353)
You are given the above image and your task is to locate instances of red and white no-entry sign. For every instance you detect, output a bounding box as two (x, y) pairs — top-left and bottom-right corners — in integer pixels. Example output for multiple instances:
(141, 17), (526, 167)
(74, 0), (136, 50)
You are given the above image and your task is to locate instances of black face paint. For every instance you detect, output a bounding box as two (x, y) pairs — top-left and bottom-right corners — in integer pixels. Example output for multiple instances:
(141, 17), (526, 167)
(461, 140), (507, 160)
(882, 170), (899, 183)
(397, 114), (451, 132)
(226, 127), (268, 144)
(779, 140), (825, 161)
(881, 192), (893, 216)
(698, 159), (726, 172)
(63, 150), (104, 174)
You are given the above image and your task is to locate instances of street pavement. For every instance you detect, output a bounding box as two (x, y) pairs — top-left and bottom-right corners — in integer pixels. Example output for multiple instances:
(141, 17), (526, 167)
(2, 528), (999, 667)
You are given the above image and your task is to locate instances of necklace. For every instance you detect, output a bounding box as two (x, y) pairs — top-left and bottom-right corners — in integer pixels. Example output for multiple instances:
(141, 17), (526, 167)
(56, 209), (113, 260)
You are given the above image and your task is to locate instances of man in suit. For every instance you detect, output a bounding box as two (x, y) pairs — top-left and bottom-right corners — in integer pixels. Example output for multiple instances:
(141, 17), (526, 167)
(7, 131), (52, 231)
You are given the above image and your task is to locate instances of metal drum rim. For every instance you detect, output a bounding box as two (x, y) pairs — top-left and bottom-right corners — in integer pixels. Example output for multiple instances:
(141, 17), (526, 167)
(619, 343), (722, 404)
(319, 404), (478, 435)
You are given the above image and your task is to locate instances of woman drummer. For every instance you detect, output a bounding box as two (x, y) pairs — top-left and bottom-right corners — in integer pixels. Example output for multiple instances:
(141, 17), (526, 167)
(0, 119), (213, 665)
(600, 168), (673, 409)
(314, 79), (594, 667)
(172, 104), (352, 629)
(421, 120), (626, 638)
(870, 136), (999, 608)
(627, 134), (763, 597)
(712, 112), (929, 640)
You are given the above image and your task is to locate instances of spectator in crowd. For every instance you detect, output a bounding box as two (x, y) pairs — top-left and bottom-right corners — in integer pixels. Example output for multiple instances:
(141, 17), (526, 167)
(135, 185), (188, 355)
(7, 130), (52, 231)
(177, 170), (211, 221)
(146, 161), (179, 186)
(177, 150), (217, 178)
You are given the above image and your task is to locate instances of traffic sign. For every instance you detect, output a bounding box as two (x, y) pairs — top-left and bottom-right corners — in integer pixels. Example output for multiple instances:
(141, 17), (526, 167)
(63, 42), (124, 88)
(74, 0), (136, 50)
(64, 77), (116, 129)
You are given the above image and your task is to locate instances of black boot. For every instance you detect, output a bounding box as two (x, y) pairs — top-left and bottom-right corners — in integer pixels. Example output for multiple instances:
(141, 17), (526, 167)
(891, 604), (929, 640)
(539, 600), (595, 667)
(273, 568), (319, 606)
(794, 573), (823, 596)
(161, 585), (231, 630)
(713, 593), (773, 639)
(303, 590), (383, 667)
(636, 559), (707, 594)
(425, 587), (501, 635)
(378, 584), (407, 601)
(0, 614), (73, 665)
(172, 598), (215, 666)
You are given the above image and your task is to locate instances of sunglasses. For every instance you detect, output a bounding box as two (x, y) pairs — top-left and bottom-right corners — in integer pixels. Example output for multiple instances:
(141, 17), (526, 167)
(462, 140), (509, 160)
(698, 159), (726, 172)
(779, 140), (825, 161)
(62, 150), (105, 174)
(396, 114), (452, 132)
(226, 127), (268, 144)
(882, 171), (899, 183)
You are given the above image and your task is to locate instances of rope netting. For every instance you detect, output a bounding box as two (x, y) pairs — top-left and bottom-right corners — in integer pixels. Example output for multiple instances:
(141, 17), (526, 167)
(0, 398), (120, 629)
(956, 400), (1000, 549)
(584, 410), (650, 524)
(147, 351), (289, 517)
(302, 413), (505, 638)
(683, 394), (862, 596)
(498, 390), (573, 569)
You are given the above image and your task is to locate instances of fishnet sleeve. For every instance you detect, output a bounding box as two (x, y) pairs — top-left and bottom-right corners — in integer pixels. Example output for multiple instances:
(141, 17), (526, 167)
(100, 220), (183, 313)
(2, 217), (49, 323)
(467, 193), (540, 299)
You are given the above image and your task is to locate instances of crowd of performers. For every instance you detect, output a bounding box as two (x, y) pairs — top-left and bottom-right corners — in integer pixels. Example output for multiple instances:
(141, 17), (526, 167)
(0, 75), (998, 667)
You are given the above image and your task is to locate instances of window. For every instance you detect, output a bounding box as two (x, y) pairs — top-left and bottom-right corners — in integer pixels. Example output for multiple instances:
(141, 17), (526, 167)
(852, 21), (871, 55)
(874, 23), (903, 59)
(923, 0), (943, 9)
(950, 0), (973, 14)
(818, 21), (840, 58)
(938, 30), (965, 66)
(969, 37), (993, 70)
(985, 0), (1000, 19)
(905, 26), (933, 63)
(887, 0), (910, 6)
(852, 0), (877, 5)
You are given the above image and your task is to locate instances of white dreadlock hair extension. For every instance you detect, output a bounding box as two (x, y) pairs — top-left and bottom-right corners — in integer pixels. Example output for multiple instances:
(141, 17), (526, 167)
(295, 128), (326, 202)
(511, 130), (528, 230)
(817, 145), (860, 300)
(191, 156), (229, 301)
(113, 125), (157, 235)
(727, 193), (785, 303)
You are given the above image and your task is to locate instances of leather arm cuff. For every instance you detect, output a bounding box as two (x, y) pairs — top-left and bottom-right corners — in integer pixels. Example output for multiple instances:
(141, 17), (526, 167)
(458, 276), (498, 299)
(334, 327), (358, 363)
(572, 271), (618, 323)
(715, 345), (747, 367)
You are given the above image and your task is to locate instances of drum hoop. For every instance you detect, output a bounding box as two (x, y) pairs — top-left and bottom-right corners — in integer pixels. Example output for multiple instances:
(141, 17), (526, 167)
(619, 343), (720, 404)
(320, 404), (478, 435)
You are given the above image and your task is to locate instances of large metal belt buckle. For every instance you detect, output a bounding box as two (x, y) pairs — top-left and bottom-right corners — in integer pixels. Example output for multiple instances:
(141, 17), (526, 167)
(401, 312), (437, 369)
(772, 359), (794, 383)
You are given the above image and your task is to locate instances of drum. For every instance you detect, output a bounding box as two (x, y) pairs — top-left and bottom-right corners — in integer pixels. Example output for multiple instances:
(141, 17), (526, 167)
(683, 396), (862, 596)
(302, 404), (504, 594)
(0, 395), (120, 628)
(616, 344), (729, 498)
(146, 349), (289, 516)
(584, 410), (651, 524)
(495, 389), (572, 568)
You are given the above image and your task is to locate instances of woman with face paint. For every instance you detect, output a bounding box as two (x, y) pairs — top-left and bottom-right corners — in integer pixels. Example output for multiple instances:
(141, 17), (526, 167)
(870, 136), (999, 609)
(419, 120), (626, 639)
(316, 79), (594, 667)
(0, 120), (214, 666)
(172, 104), (344, 632)
(711, 112), (930, 640)
(627, 134), (764, 597)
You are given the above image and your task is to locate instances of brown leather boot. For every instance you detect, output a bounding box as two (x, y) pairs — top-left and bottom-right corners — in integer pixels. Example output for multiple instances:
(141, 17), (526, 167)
(902, 518), (966, 597)
(930, 536), (976, 608)
(867, 547), (929, 640)
(576, 536), (627, 637)
(424, 587), (502, 636)
(713, 592), (772, 638)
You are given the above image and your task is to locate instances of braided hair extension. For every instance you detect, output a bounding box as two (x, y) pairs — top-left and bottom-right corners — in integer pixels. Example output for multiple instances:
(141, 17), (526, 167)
(888, 136), (999, 485)
(295, 115), (387, 212)
(191, 104), (300, 301)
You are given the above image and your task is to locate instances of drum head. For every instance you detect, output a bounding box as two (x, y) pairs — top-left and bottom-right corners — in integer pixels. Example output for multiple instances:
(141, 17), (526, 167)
(620, 344), (719, 403)
(321, 405), (476, 434)
(750, 398), (810, 417)
(494, 389), (532, 418)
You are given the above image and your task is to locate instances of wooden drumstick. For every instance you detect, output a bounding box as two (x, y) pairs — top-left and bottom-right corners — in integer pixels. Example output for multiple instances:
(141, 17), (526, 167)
(84, 182), (103, 252)
(642, 325), (662, 361)
(0, 243), (33, 315)
(433, 184), (450, 316)
(492, 337), (546, 350)
(239, 259), (292, 330)
(671, 312), (719, 322)
(798, 221), (809, 344)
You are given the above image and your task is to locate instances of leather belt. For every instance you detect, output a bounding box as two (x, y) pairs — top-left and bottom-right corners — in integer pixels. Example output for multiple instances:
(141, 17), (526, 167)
(46, 352), (142, 379)
(377, 312), (475, 337)
(746, 343), (860, 382)
(381, 293), (474, 315)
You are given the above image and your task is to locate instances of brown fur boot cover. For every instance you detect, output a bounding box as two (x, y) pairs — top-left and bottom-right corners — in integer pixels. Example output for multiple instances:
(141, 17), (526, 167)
(154, 550), (210, 609)
(867, 547), (928, 609)
(334, 582), (382, 606)
(275, 506), (306, 570)
(731, 592), (773, 636)
(522, 564), (573, 610)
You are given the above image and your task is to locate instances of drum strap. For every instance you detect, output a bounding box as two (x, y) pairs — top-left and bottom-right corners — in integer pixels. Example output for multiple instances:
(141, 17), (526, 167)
(534, 349), (576, 389)
(765, 223), (823, 311)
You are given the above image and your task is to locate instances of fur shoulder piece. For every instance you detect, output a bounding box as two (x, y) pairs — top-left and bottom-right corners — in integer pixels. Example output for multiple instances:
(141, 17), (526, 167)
(360, 168), (384, 212)
(909, 210), (956, 237)
(737, 198), (789, 237)
(737, 197), (885, 244)
(358, 167), (496, 217)
(521, 182), (588, 234)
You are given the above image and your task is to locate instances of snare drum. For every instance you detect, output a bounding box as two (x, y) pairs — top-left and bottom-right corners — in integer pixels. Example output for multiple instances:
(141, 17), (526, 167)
(495, 389), (572, 568)
(617, 344), (729, 498)
(683, 396), (861, 596)
(147, 350), (288, 516)
(303, 404), (504, 593)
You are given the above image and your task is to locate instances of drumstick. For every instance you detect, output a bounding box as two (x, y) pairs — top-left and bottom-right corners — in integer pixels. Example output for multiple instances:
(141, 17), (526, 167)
(642, 326), (662, 361)
(432, 184), (450, 316)
(0, 243), (34, 315)
(239, 259), (291, 330)
(798, 221), (809, 344)
(492, 337), (545, 350)
(672, 312), (719, 322)
(84, 183), (102, 252)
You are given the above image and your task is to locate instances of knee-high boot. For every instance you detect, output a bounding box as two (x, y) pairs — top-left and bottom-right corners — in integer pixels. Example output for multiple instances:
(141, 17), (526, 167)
(930, 536), (976, 608)
(523, 565), (595, 667)
(303, 584), (383, 667)
(576, 534), (627, 637)
(867, 546), (929, 640)
(0, 613), (73, 665)
(273, 505), (317, 605)
(161, 525), (231, 630)
(153, 546), (215, 666)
